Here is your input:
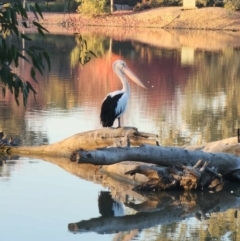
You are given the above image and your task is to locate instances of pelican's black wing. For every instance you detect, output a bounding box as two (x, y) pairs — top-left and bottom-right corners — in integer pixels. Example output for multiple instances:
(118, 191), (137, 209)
(100, 93), (124, 127)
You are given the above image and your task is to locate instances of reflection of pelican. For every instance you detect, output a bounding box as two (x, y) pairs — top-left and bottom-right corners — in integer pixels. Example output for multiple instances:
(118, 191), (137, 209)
(100, 60), (146, 128)
(98, 191), (124, 217)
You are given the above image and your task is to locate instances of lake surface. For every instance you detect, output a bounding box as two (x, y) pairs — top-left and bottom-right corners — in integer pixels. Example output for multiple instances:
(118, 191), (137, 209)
(1, 27), (240, 241)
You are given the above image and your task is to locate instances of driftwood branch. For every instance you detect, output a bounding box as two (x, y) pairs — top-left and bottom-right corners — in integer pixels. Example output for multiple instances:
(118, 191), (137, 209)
(0, 127), (158, 157)
(125, 161), (223, 191)
(71, 145), (240, 180)
(70, 143), (240, 190)
(2, 128), (240, 190)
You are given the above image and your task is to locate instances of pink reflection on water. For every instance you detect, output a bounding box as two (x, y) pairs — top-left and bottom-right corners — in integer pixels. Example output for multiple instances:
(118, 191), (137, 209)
(70, 51), (194, 131)
(2, 45), (195, 143)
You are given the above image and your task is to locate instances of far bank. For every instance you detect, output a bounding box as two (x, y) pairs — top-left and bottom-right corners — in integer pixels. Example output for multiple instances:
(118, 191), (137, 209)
(37, 7), (240, 31)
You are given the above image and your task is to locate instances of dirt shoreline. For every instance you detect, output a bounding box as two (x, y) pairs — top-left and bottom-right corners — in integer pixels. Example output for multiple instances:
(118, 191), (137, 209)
(38, 7), (240, 31)
(26, 7), (240, 51)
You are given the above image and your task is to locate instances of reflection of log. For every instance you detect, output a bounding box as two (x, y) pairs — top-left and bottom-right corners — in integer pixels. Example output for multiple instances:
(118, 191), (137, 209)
(68, 205), (187, 234)
(71, 144), (240, 181)
(68, 189), (240, 234)
(28, 154), (147, 202)
(1, 128), (157, 157)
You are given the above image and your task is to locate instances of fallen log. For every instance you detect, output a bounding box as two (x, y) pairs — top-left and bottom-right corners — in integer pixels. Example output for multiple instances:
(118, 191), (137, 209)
(2, 127), (240, 190)
(70, 144), (240, 181)
(0, 127), (158, 157)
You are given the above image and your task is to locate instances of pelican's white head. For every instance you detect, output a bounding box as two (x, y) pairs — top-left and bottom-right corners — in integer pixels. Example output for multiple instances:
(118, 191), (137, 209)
(113, 60), (146, 89)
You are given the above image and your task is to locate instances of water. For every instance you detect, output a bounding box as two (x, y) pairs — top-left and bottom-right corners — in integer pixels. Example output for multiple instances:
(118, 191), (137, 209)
(1, 28), (240, 241)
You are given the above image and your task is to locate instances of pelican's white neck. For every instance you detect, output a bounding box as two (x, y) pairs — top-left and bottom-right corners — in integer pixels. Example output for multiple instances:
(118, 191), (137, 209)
(114, 66), (130, 94)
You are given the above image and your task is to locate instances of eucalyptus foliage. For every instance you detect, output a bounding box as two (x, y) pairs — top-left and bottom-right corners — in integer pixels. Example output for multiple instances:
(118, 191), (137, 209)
(76, 0), (110, 15)
(71, 34), (98, 67)
(0, 2), (50, 106)
(224, 0), (240, 10)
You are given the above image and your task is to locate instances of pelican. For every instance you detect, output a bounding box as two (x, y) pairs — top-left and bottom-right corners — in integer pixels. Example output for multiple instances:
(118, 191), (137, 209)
(100, 60), (146, 128)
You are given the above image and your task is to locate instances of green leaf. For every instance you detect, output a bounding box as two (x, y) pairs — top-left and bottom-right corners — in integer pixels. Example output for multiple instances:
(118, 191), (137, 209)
(43, 51), (51, 71)
(32, 58), (43, 75)
(29, 6), (39, 22)
(11, 44), (17, 56)
(10, 8), (17, 25)
(88, 50), (97, 58)
(37, 52), (44, 70)
(13, 79), (20, 105)
(22, 21), (29, 29)
(12, 3), (20, 14)
(30, 67), (38, 83)
(17, 2), (28, 19)
(32, 21), (49, 33)
(26, 81), (37, 94)
(37, 27), (45, 38)
(11, 45), (18, 67)
(17, 51), (30, 63)
(21, 33), (32, 41)
(15, 97), (19, 106)
(2, 87), (6, 97)
(35, 3), (43, 20)
(2, 3), (11, 8)
(84, 39), (87, 50)
(10, 25), (19, 37)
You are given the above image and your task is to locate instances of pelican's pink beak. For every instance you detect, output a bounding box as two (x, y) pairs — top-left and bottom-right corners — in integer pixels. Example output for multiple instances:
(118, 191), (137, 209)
(122, 66), (147, 89)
